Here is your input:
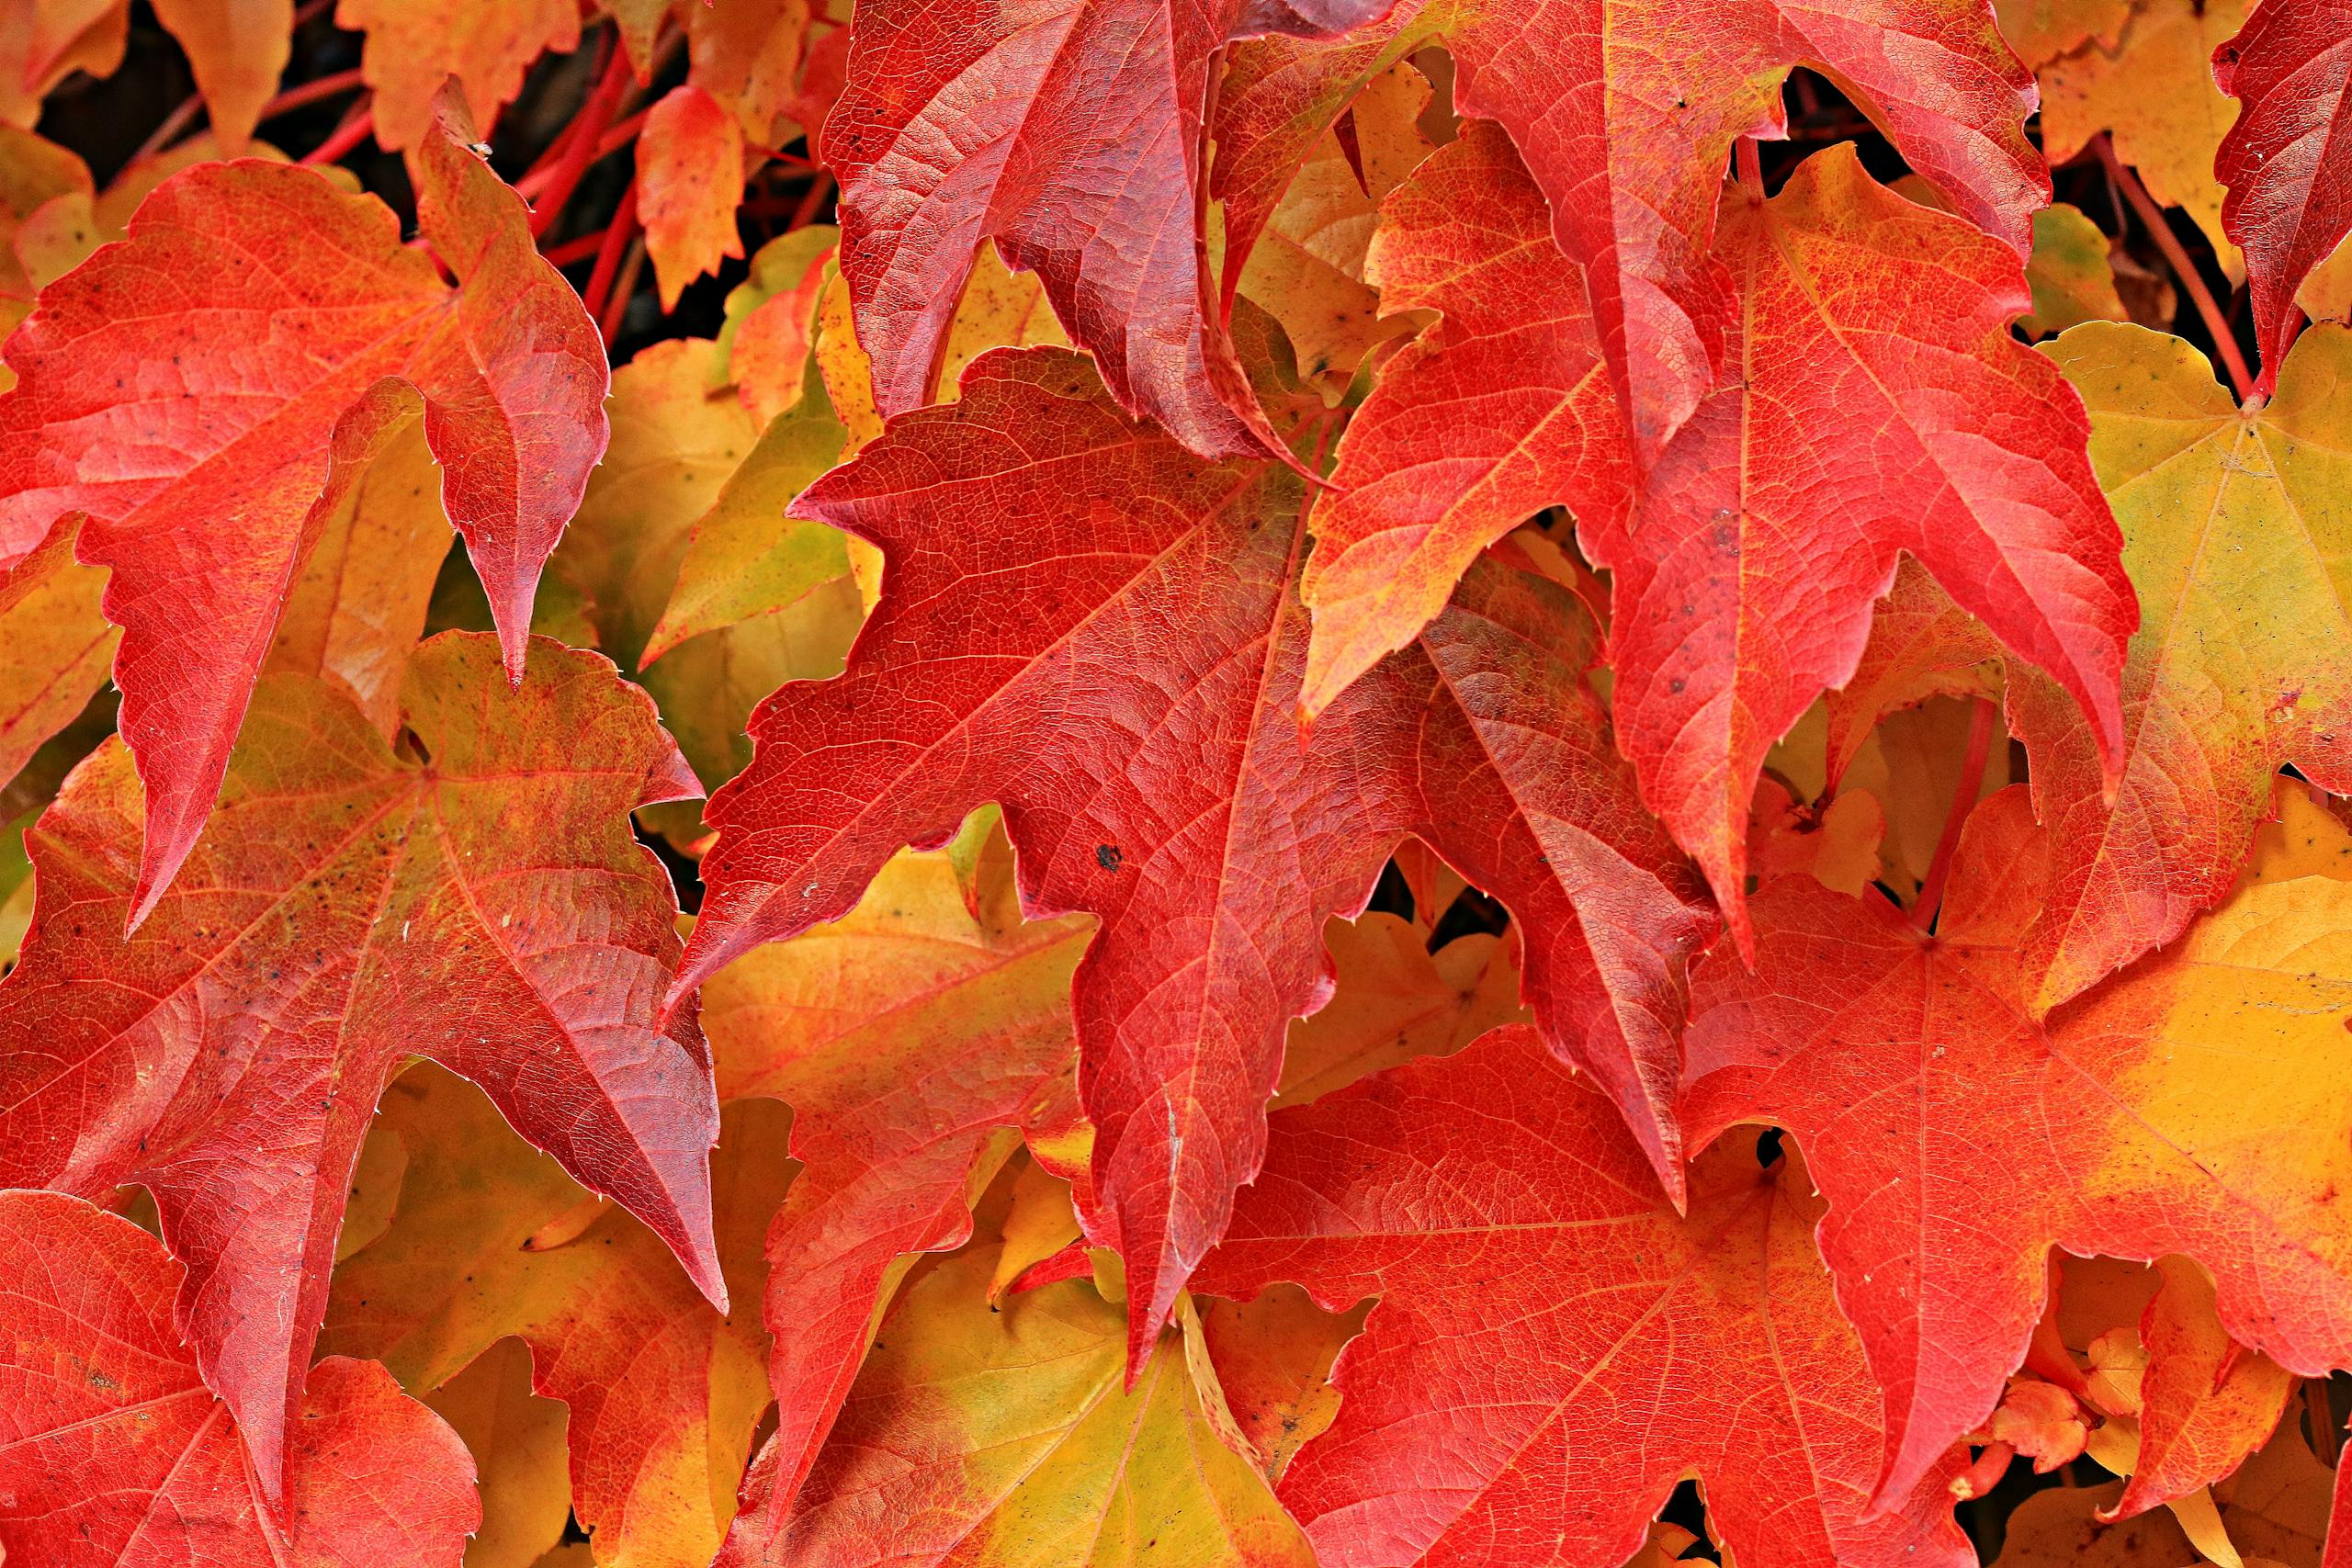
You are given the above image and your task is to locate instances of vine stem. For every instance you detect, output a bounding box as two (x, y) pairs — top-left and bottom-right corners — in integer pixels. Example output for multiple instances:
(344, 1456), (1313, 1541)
(1911, 696), (1997, 933)
(299, 102), (374, 166)
(530, 36), (636, 239)
(582, 179), (640, 333)
(1735, 135), (1764, 197)
(2095, 133), (2257, 404)
(518, 110), (647, 204)
(135, 65), (369, 161)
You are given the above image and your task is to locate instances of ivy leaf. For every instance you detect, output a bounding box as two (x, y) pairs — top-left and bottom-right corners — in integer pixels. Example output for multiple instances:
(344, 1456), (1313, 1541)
(2109, 1257), (2298, 1522)
(2212, 0), (2352, 396)
(1591, 147), (2131, 942)
(2009, 322), (2352, 1010)
(0, 515), (112, 791)
(730, 1245), (1317, 1568)
(0, 97), (609, 922)
(150, 0), (293, 152)
(674, 346), (1713, 1385)
(1218, 0), (2048, 470)
(639, 85), (749, 312)
(819, 0), (1394, 457)
(0, 633), (721, 1498)
(1190, 1024), (1974, 1568)
(0, 1190), (480, 1568)
(1681, 785), (2352, 1511)
(339, 0), (582, 150)
(701, 818), (1096, 1547)
(325, 1066), (786, 1568)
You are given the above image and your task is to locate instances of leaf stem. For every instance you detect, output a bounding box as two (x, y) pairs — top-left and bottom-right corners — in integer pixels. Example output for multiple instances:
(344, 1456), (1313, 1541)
(1735, 136), (1764, 197)
(299, 101), (374, 166)
(582, 179), (640, 335)
(530, 35), (637, 239)
(600, 240), (647, 346)
(1911, 695), (1997, 933)
(1949, 1440), (2014, 1502)
(2094, 134), (2256, 404)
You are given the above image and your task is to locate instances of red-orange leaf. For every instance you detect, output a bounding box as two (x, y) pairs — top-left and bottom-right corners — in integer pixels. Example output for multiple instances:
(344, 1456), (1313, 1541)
(0, 1190), (479, 1568)
(1216, 0), (2047, 469)
(2212, 0), (2352, 396)
(1191, 1025), (1973, 1568)
(1681, 785), (2352, 1510)
(639, 84), (748, 312)
(0, 633), (719, 1497)
(0, 98), (608, 921)
(1596, 147), (2130, 942)
(819, 0), (1392, 457)
(675, 346), (1713, 1382)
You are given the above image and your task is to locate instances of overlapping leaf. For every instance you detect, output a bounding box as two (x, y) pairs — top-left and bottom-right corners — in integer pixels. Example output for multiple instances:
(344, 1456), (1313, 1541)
(325, 1065), (786, 1568)
(0, 96), (608, 920)
(1216, 0), (2048, 472)
(819, 0), (1393, 457)
(1308, 130), (2132, 932)
(2004, 322), (2352, 1009)
(0, 1190), (480, 1568)
(1191, 1024), (1974, 1568)
(0, 633), (720, 1495)
(2212, 0), (2352, 395)
(1682, 784), (2352, 1510)
(737, 1246), (1316, 1567)
(676, 345), (1713, 1383)
(700, 818), (1095, 1546)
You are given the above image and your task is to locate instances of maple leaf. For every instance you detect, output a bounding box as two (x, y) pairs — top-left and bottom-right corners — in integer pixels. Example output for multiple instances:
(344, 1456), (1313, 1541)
(1307, 130), (2132, 931)
(2034, 0), (2249, 268)
(639, 85), (750, 312)
(818, 0), (1395, 457)
(150, 0), (293, 152)
(0, 1190), (480, 1568)
(1680, 784), (2352, 1511)
(423, 1337), (574, 1568)
(2212, 0), (2352, 397)
(0, 633), (722, 1496)
(673, 345), (1713, 1382)
(2100, 1258), (2297, 1522)
(0, 514), (112, 792)
(1997, 322), (2352, 1010)
(338, 0), (580, 151)
(734, 1244), (1317, 1568)
(695, 817), (1095, 1548)
(325, 1065), (786, 1568)
(1216, 0), (2047, 474)
(0, 97), (609, 922)
(1189, 1023), (1973, 1568)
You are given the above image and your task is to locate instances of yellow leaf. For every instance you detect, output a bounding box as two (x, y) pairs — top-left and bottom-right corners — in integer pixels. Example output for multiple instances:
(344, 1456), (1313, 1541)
(426, 1337), (573, 1568)
(2024, 203), (2133, 338)
(324, 1066), (787, 1568)
(0, 515), (113, 794)
(761, 1247), (1317, 1567)
(1274, 912), (1525, 1108)
(2034, 0), (2249, 271)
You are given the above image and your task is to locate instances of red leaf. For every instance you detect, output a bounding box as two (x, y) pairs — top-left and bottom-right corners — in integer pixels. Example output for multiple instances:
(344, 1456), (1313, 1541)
(1216, 0), (2047, 467)
(0, 633), (719, 1497)
(1681, 786), (2352, 1509)
(2212, 0), (2352, 396)
(1309, 133), (2131, 934)
(675, 346), (1713, 1379)
(1300, 122), (1634, 716)
(0, 98), (608, 923)
(1594, 146), (2130, 943)
(0, 1190), (479, 1568)
(1191, 1025), (1974, 1568)
(819, 0), (1394, 457)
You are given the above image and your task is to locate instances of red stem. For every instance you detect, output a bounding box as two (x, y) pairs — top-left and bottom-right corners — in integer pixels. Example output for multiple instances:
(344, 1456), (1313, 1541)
(786, 172), (834, 231)
(1949, 1442), (2014, 1502)
(1736, 136), (1765, 197)
(1911, 696), (1998, 933)
(2095, 134), (2257, 403)
(599, 241), (646, 346)
(541, 230), (607, 266)
(258, 66), (368, 121)
(529, 36), (636, 239)
(517, 109), (647, 203)
(299, 103), (375, 166)
(582, 180), (640, 330)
